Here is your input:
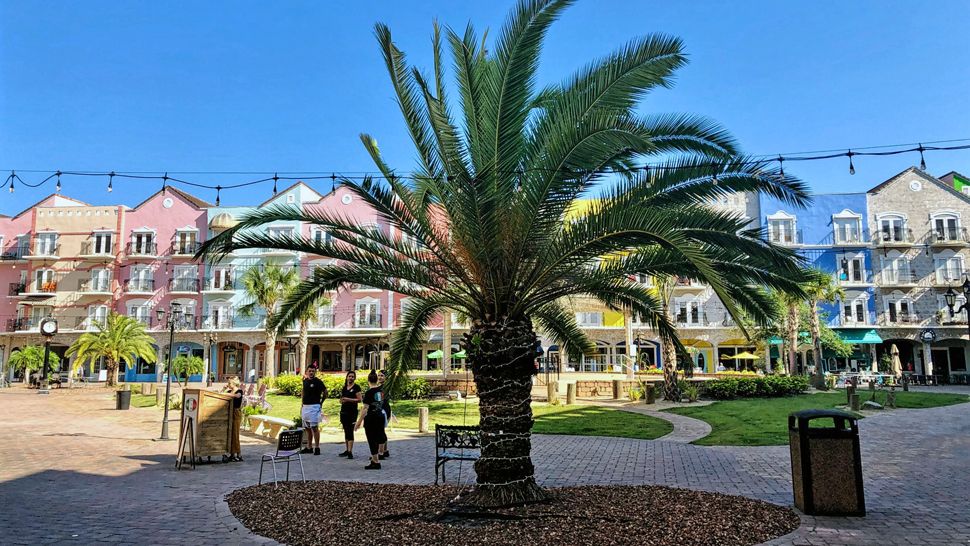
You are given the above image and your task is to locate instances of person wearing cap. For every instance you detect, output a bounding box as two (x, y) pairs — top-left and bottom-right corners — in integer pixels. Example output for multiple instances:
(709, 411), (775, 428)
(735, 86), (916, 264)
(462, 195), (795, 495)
(301, 363), (327, 455)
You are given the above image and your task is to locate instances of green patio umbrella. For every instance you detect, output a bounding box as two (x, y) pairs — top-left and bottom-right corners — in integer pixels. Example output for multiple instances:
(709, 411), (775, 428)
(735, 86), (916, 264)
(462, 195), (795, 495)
(452, 350), (467, 359)
(426, 349), (443, 359)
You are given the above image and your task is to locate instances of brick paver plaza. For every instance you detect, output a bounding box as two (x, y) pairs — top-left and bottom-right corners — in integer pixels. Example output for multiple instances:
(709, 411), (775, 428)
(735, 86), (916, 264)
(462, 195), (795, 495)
(0, 387), (967, 545)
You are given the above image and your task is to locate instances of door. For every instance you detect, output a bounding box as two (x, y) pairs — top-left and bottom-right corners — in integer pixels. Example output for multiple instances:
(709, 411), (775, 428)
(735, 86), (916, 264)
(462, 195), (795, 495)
(130, 266), (152, 291)
(355, 301), (380, 327)
(173, 266), (196, 291)
(34, 269), (55, 292)
(931, 349), (949, 381)
(222, 350), (242, 379)
(935, 217), (959, 241)
(35, 234), (57, 256)
(132, 232), (154, 254)
(212, 268), (232, 290)
(93, 233), (113, 254)
(174, 232), (197, 254)
(91, 269), (111, 292)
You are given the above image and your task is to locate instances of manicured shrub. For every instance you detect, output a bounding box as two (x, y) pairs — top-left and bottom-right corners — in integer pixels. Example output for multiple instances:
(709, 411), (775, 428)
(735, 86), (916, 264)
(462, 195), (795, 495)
(242, 405), (266, 416)
(705, 375), (809, 399)
(398, 377), (433, 400)
(705, 378), (738, 400)
(275, 373), (303, 396)
(734, 377), (759, 397)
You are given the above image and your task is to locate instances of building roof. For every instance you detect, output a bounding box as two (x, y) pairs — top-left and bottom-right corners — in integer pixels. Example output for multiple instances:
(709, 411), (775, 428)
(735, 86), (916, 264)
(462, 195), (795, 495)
(867, 167), (970, 204)
(258, 181), (322, 208)
(131, 185), (212, 210)
(939, 171), (970, 185)
(209, 212), (239, 230)
(9, 193), (91, 219)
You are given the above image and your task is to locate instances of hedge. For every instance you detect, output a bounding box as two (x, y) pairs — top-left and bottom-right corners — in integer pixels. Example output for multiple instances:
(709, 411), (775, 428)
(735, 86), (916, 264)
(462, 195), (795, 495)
(704, 375), (809, 400)
(274, 372), (432, 400)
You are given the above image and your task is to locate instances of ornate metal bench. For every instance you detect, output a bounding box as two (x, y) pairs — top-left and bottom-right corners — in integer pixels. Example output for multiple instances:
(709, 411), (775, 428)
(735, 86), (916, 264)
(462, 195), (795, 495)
(434, 424), (480, 485)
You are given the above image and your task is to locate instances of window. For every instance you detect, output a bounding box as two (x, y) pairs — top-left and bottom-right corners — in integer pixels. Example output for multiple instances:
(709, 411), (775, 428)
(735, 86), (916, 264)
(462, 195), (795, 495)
(842, 297), (868, 325)
(934, 254), (964, 284)
(87, 305), (109, 330)
(884, 297), (915, 324)
(33, 269), (56, 292)
(315, 302), (334, 328)
(634, 273), (652, 285)
(92, 232), (113, 254)
(838, 254), (866, 283)
(576, 312), (603, 327)
(210, 267), (233, 290)
(35, 233), (58, 256)
(209, 302), (233, 329)
(932, 214), (961, 241)
(129, 265), (153, 292)
(131, 232), (155, 254)
(173, 231), (197, 254)
(128, 303), (152, 326)
(674, 299), (702, 326)
(312, 229), (332, 245)
(833, 212), (863, 244)
(878, 215), (907, 243)
(880, 254), (912, 284)
(767, 213), (796, 244)
(172, 266), (198, 291)
(89, 268), (112, 292)
(355, 299), (380, 327)
(267, 226), (295, 239)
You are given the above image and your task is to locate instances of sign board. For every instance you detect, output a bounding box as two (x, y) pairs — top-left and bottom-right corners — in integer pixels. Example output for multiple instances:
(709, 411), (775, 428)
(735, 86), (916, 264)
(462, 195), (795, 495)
(98, 369), (108, 382)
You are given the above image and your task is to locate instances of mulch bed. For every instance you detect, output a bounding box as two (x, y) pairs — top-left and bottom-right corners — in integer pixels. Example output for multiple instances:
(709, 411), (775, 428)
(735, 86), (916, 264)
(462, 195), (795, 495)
(227, 481), (800, 546)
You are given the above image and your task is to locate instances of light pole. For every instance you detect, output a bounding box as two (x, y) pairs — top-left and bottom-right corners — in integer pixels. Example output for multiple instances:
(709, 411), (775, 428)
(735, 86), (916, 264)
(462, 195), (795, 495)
(156, 302), (191, 440)
(203, 331), (218, 386)
(38, 317), (58, 392)
(944, 276), (970, 352)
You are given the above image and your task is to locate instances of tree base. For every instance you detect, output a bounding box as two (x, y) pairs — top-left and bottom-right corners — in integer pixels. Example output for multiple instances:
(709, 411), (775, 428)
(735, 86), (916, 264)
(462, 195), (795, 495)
(450, 480), (551, 509)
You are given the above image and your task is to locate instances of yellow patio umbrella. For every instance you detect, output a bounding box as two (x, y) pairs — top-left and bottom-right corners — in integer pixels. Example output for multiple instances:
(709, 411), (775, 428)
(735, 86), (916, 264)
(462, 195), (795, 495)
(721, 351), (759, 360)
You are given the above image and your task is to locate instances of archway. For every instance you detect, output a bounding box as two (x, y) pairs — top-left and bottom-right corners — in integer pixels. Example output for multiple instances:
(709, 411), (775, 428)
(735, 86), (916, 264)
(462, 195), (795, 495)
(929, 338), (968, 383)
(718, 338), (758, 372)
(876, 338), (918, 374)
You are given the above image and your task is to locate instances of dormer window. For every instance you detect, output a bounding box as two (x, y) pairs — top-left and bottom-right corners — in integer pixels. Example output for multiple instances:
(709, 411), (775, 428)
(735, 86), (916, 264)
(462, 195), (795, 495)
(767, 212), (796, 245)
(832, 210), (863, 244)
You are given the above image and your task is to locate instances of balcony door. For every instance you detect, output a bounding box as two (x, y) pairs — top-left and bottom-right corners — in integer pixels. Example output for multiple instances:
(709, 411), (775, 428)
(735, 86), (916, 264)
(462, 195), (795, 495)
(35, 233), (57, 255)
(131, 232), (154, 254)
(174, 231), (197, 254)
(90, 268), (112, 291)
(355, 299), (380, 328)
(93, 232), (113, 254)
(934, 216), (959, 241)
(34, 269), (55, 292)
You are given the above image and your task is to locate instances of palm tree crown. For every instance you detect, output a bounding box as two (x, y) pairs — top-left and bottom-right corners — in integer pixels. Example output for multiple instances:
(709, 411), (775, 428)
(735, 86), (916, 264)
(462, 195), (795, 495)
(67, 313), (157, 387)
(199, 0), (810, 506)
(237, 263), (298, 377)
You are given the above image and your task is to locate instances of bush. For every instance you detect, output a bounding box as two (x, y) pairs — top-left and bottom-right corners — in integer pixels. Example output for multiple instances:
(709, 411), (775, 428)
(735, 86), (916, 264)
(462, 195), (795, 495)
(641, 367), (663, 375)
(683, 384), (699, 402)
(705, 375), (810, 400)
(398, 377), (433, 400)
(628, 387), (643, 402)
(275, 373), (303, 396)
(259, 375), (276, 390)
(322, 374), (369, 397)
(242, 405), (266, 417)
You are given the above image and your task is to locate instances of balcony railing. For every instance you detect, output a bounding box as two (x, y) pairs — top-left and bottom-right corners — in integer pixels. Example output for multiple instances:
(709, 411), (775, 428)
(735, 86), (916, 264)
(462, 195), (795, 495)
(879, 312), (920, 326)
(926, 227), (969, 246)
(125, 242), (158, 256)
(129, 315), (153, 328)
(832, 312), (876, 327)
(28, 244), (61, 258)
(0, 245), (30, 260)
(8, 282), (26, 296)
(935, 270), (966, 286)
(78, 278), (113, 293)
(201, 314), (235, 330)
(354, 314), (382, 328)
(873, 229), (915, 246)
(74, 316), (106, 331)
(768, 229), (803, 246)
(312, 313), (335, 328)
(674, 311), (708, 328)
(125, 278), (155, 292)
(833, 232), (869, 246)
(168, 278), (200, 292)
(836, 271), (873, 285)
(5, 317), (38, 332)
(24, 281), (58, 295)
(203, 277), (235, 291)
(875, 270), (919, 286)
(79, 241), (116, 257)
(170, 241), (201, 257)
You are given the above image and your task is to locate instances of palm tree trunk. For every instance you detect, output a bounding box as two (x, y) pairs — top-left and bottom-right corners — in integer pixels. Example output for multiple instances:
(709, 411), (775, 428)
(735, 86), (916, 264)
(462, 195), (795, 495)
(809, 300), (824, 385)
(460, 317), (547, 508)
(786, 303), (799, 375)
(264, 328), (277, 378)
(106, 359), (118, 387)
(298, 319), (309, 371)
(661, 336), (680, 401)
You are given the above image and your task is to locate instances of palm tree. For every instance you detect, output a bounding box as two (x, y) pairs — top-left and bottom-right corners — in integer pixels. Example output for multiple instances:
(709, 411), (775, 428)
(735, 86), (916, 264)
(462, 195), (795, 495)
(238, 264), (298, 378)
(294, 292), (331, 370)
(67, 313), (157, 387)
(199, 0), (809, 507)
(9, 345), (61, 379)
(652, 275), (681, 400)
(803, 268), (844, 384)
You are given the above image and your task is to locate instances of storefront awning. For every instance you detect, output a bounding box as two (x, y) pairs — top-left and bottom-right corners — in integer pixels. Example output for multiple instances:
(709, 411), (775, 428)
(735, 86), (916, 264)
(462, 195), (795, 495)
(836, 329), (883, 344)
(769, 332), (809, 345)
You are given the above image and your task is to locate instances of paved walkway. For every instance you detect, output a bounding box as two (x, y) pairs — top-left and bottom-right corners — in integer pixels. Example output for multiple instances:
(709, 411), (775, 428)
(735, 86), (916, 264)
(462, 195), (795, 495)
(0, 387), (968, 545)
(585, 398), (714, 443)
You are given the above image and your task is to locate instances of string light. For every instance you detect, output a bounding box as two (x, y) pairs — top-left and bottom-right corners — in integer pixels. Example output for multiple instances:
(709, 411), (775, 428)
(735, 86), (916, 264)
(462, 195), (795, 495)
(55, 171), (61, 193)
(918, 144), (927, 170)
(215, 185), (222, 206)
(107, 171), (114, 193)
(162, 172), (168, 194)
(777, 156), (785, 180)
(848, 150), (856, 175)
(272, 173), (279, 196)
(7, 172), (13, 194)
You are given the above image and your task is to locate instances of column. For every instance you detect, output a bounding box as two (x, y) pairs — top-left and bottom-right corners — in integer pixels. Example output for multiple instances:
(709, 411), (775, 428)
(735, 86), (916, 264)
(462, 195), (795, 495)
(624, 311), (635, 379)
(421, 348), (428, 371)
(155, 344), (165, 383)
(922, 342), (933, 376)
(442, 314), (452, 378)
(339, 342), (348, 371)
(870, 345), (878, 373)
(710, 342), (718, 374)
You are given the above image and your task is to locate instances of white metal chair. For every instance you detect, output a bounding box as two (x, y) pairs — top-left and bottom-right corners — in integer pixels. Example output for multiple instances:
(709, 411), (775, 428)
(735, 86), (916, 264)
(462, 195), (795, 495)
(258, 428), (305, 487)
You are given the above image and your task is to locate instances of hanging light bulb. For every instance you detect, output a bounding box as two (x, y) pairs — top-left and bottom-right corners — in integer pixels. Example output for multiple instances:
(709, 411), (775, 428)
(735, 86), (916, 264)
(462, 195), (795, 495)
(918, 144), (926, 170)
(777, 156), (785, 180)
(215, 185), (222, 206)
(848, 151), (856, 175)
(162, 172), (168, 194)
(107, 171), (115, 193)
(55, 171), (62, 193)
(711, 163), (719, 186)
(7, 172), (14, 193)
(273, 173), (279, 196)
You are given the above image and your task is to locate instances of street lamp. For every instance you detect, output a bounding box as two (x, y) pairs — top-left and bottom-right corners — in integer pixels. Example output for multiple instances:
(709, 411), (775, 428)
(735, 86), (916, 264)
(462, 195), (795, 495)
(944, 276), (970, 344)
(203, 331), (218, 386)
(155, 302), (190, 440)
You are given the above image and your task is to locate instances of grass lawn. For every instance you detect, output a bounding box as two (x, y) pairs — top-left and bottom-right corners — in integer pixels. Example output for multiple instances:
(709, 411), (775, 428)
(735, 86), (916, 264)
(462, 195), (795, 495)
(665, 391), (970, 446)
(263, 394), (673, 440)
(131, 393), (159, 408)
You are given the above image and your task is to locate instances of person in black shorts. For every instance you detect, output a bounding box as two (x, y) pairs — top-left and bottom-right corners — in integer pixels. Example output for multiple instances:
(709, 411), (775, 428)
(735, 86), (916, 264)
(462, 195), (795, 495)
(355, 370), (385, 470)
(300, 365), (327, 455)
(377, 370), (391, 459)
(337, 371), (361, 459)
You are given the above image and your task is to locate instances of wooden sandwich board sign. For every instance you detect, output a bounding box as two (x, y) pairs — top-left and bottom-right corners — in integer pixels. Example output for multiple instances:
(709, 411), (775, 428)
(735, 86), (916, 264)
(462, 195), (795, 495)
(176, 389), (233, 469)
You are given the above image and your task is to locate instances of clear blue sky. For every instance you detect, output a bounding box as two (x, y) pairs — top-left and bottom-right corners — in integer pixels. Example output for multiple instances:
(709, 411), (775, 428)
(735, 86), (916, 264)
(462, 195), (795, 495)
(2, 0), (969, 215)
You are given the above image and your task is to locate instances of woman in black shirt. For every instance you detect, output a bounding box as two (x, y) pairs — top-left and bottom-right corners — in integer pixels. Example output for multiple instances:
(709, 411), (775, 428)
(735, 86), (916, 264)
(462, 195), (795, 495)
(377, 370), (391, 459)
(355, 371), (385, 470)
(337, 371), (362, 459)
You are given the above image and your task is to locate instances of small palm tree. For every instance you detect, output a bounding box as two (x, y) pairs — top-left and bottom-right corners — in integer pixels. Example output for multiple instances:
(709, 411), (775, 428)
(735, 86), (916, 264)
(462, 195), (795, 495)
(67, 313), (157, 387)
(199, 0), (809, 507)
(804, 268), (845, 383)
(9, 345), (61, 378)
(651, 275), (681, 400)
(238, 264), (298, 378)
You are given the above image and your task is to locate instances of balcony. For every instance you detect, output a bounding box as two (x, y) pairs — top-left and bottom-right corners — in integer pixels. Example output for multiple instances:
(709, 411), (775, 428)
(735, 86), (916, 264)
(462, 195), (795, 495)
(872, 229), (915, 247)
(168, 278), (200, 293)
(674, 312), (709, 328)
(875, 270), (919, 288)
(129, 315), (153, 328)
(74, 316), (106, 331)
(934, 271), (966, 287)
(201, 314), (235, 330)
(354, 314), (382, 328)
(926, 228), (969, 247)
(26, 245), (60, 260)
(125, 242), (158, 258)
(202, 277), (235, 293)
(22, 281), (58, 298)
(8, 282), (26, 297)
(5, 317), (38, 332)
(312, 313), (335, 328)
(169, 241), (201, 258)
(125, 278), (155, 293)
(672, 276), (702, 290)
(77, 278), (113, 295)
(0, 245), (29, 261)
(879, 312), (920, 326)
(835, 270), (874, 287)
(767, 229), (803, 247)
(832, 312), (876, 327)
(79, 241), (116, 261)
(832, 232), (869, 247)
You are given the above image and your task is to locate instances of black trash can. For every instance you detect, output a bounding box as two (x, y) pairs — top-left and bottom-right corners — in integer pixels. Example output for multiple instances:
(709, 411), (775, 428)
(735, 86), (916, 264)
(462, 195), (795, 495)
(788, 409), (865, 516)
(116, 389), (132, 410)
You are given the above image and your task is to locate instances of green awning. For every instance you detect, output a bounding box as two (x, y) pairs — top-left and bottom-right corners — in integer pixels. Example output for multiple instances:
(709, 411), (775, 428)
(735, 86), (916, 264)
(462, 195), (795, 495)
(769, 332), (810, 345)
(836, 329), (883, 344)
